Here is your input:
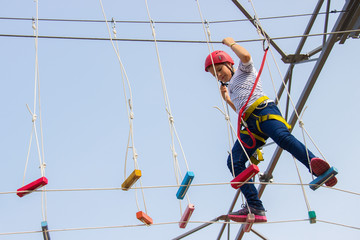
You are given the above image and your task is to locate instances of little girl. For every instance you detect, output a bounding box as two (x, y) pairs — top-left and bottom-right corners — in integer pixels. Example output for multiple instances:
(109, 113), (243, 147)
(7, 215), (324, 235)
(205, 37), (337, 222)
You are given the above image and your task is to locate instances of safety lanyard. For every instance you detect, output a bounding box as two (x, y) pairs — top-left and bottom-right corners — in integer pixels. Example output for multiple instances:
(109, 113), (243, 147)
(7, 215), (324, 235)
(237, 46), (269, 149)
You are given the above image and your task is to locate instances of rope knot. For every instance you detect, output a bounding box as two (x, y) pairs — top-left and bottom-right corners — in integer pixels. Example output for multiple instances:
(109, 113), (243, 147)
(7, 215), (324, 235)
(169, 115), (174, 124)
(133, 150), (138, 160)
(32, 19), (36, 30)
(32, 114), (37, 122)
(130, 112), (134, 119)
(299, 120), (304, 128)
(150, 19), (156, 37)
(225, 115), (230, 121)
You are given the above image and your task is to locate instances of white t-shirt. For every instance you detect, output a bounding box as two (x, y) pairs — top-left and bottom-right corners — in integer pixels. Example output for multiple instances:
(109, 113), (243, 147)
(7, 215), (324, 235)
(228, 58), (266, 114)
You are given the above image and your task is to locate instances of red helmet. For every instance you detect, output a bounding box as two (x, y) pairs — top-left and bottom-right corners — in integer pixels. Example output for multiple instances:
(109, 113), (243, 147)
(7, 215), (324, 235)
(205, 50), (234, 72)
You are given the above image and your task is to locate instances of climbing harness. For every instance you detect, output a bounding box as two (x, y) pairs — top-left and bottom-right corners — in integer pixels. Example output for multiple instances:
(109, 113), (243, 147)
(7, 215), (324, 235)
(236, 42), (291, 149)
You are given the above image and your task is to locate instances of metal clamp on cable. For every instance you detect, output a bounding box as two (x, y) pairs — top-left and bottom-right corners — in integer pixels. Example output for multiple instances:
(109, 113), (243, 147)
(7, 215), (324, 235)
(241, 117), (248, 128)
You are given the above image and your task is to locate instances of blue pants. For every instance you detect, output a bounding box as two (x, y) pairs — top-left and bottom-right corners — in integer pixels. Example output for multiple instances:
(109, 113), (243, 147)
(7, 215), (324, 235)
(227, 102), (315, 210)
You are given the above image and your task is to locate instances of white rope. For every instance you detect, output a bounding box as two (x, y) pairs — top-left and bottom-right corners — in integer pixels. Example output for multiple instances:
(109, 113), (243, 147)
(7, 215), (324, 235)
(213, 106), (252, 171)
(5, 180), (360, 196)
(0, 217), (358, 237)
(299, 108), (314, 179)
(20, 0), (49, 222)
(98, 2), (138, 171)
(292, 156), (312, 212)
(144, 0), (191, 207)
(247, 0), (294, 120)
(248, 0), (330, 191)
(98, 0), (148, 214)
(195, 0), (252, 181)
(249, 0), (329, 165)
(299, 112), (328, 161)
(22, 117), (34, 185)
(247, 0), (316, 221)
(317, 219), (360, 230)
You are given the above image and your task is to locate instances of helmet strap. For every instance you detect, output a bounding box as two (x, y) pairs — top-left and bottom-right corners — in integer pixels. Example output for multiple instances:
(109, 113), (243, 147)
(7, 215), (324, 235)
(224, 63), (235, 76)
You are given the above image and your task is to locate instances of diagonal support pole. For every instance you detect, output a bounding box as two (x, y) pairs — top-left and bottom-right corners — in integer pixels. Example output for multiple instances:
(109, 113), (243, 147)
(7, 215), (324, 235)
(236, 0), (356, 239)
(231, 0), (287, 60)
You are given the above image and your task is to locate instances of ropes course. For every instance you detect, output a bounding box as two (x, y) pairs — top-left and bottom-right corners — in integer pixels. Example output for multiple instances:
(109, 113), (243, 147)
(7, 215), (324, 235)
(1, 0), (359, 239)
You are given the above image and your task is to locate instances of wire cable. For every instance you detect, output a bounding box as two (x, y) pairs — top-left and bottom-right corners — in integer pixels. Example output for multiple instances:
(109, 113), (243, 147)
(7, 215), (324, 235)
(0, 28), (358, 44)
(0, 10), (345, 25)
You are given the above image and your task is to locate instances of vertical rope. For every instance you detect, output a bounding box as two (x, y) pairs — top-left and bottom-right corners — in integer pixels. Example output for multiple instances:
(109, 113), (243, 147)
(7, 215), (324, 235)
(248, 0), (326, 220)
(292, 156), (312, 212)
(98, 0), (149, 213)
(144, 0), (192, 209)
(29, 0), (48, 222)
(23, 117), (34, 185)
(195, 0), (254, 209)
(249, 0), (328, 167)
(205, 20), (237, 177)
(195, 0), (252, 180)
(249, 0), (302, 121)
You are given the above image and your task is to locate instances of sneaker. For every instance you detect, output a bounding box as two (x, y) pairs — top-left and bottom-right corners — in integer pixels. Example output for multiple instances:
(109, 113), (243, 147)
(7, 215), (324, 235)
(324, 176), (337, 187)
(228, 205), (267, 223)
(310, 158), (330, 176)
(310, 158), (337, 187)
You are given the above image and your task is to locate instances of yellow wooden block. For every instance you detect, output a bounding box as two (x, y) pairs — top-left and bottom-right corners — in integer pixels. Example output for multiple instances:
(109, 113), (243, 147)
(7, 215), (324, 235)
(121, 169), (142, 190)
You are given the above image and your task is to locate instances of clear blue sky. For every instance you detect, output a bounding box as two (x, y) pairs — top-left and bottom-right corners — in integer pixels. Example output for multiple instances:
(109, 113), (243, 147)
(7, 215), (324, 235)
(0, 0), (359, 239)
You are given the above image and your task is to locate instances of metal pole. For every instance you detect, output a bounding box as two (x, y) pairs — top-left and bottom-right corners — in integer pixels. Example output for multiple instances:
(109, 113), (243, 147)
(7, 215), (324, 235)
(172, 217), (221, 240)
(230, 0), (288, 60)
(275, 0), (325, 102)
(216, 189), (242, 240)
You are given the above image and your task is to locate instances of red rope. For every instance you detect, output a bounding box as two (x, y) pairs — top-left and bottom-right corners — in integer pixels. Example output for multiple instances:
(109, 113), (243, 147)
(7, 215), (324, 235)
(237, 48), (269, 149)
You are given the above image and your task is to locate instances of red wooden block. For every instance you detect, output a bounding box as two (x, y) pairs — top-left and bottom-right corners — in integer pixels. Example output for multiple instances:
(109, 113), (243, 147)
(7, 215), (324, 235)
(179, 204), (195, 229)
(17, 177), (48, 197)
(231, 164), (259, 189)
(136, 211), (153, 225)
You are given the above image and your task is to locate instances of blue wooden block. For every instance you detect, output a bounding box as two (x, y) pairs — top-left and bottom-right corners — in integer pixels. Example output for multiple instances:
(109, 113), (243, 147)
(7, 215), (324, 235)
(309, 167), (338, 190)
(176, 171), (194, 200)
(41, 221), (51, 240)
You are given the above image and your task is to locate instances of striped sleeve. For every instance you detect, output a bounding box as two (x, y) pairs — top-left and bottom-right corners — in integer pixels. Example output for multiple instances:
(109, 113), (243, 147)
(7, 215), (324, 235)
(228, 58), (266, 114)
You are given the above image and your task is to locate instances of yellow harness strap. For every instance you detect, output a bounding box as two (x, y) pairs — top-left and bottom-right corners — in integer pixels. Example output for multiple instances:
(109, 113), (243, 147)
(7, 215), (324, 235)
(250, 148), (264, 165)
(240, 95), (291, 143)
(254, 113), (292, 135)
(240, 130), (266, 143)
(243, 96), (269, 121)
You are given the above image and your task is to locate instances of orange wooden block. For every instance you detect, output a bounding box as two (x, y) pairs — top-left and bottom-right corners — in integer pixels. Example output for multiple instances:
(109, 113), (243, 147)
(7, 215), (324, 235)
(136, 211), (153, 225)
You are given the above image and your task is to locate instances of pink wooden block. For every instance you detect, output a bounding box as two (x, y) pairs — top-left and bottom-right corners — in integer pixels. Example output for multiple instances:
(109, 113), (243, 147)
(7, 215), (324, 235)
(17, 177), (48, 197)
(179, 204), (195, 229)
(231, 164), (259, 189)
